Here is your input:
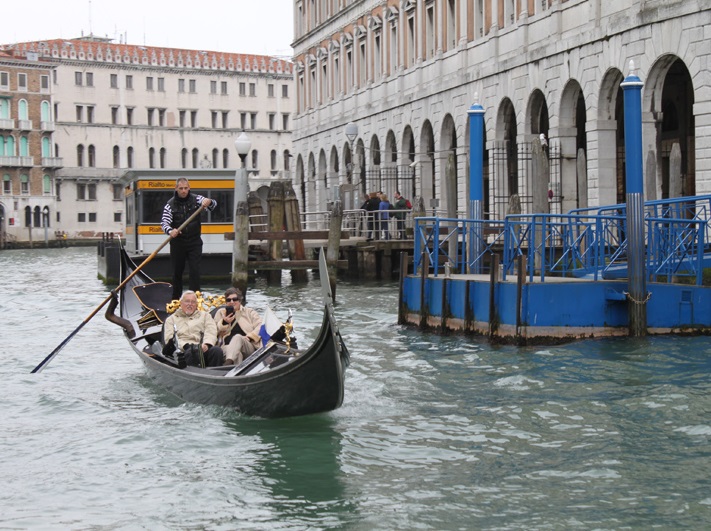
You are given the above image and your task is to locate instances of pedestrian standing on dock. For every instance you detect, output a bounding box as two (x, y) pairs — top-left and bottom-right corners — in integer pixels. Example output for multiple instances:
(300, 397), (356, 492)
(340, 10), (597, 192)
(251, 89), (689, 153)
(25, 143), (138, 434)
(378, 193), (392, 240)
(393, 191), (409, 239)
(161, 177), (217, 300)
(362, 191), (381, 241)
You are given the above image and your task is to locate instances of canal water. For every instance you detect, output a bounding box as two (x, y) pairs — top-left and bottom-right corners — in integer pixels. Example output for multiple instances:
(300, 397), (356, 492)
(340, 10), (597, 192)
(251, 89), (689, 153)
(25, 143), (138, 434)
(1, 247), (710, 530)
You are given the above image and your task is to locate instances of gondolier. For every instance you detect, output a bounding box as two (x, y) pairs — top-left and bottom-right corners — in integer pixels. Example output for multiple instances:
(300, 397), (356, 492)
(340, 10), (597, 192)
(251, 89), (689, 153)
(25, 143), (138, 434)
(161, 177), (217, 300)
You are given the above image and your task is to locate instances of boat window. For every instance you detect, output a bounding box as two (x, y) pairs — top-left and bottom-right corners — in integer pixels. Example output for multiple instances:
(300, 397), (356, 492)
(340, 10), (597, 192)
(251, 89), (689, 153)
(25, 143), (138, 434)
(207, 190), (234, 223)
(140, 191), (173, 223)
(137, 188), (234, 224)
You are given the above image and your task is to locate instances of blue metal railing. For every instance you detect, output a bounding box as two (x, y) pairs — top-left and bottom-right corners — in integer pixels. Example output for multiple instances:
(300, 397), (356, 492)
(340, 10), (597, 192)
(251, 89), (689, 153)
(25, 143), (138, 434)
(413, 195), (709, 285)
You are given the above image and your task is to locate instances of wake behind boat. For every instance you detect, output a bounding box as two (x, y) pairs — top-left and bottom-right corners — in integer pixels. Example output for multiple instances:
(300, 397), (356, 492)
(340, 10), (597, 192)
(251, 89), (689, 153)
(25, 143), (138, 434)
(108, 247), (350, 418)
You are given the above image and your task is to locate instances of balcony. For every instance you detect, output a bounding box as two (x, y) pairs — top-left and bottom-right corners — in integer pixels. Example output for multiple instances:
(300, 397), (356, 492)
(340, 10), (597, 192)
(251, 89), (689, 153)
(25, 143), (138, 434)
(0, 118), (15, 130)
(17, 120), (33, 130)
(0, 156), (33, 166)
(41, 121), (55, 131)
(42, 157), (63, 168)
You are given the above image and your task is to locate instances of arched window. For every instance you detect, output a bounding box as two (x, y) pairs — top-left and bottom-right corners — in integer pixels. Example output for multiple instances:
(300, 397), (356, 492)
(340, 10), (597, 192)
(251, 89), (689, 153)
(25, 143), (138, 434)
(270, 150), (277, 172)
(42, 137), (51, 157)
(24, 205), (31, 227)
(0, 136), (5, 156)
(6, 135), (15, 155)
(88, 145), (96, 167)
(20, 174), (29, 195)
(112, 145), (120, 168)
(33, 206), (41, 227)
(149, 147), (155, 168)
(41, 101), (51, 123)
(284, 150), (291, 171)
(0, 99), (9, 119)
(222, 149), (229, 168)
(3, 173), (11, 194)
(127, 146), (134, 168)
(18, 99), (28, 120)
(77, 144), (85, 166)
(181, 148), (188, 168)
(19, 136), (29, 157)
(251, 150), (258, 171)
(192, 148), (199, 168)
(160, 148), (166, 168)
(212, 148), (219, 169)
(43, 174), (51, 195)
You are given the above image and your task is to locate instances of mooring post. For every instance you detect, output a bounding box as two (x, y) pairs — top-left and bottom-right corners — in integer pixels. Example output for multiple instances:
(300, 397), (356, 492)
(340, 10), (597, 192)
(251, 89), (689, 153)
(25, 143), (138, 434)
(267, 182), (285, 285)
(284, 181), (308, 283)
(621, 60), (648, 336)
(326, 195), (343, 301)
(232, 132), (251, 299)
(467, 98), (486, 274)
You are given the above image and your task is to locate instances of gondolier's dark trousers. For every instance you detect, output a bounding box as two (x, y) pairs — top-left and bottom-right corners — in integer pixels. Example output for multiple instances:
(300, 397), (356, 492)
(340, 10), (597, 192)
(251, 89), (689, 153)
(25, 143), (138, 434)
(170, 236), (203, 300)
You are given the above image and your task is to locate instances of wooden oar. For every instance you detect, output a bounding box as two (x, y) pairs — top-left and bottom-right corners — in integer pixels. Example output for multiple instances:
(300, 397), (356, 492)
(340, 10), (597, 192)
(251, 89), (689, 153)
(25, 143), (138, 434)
(31, 203), (208, 373)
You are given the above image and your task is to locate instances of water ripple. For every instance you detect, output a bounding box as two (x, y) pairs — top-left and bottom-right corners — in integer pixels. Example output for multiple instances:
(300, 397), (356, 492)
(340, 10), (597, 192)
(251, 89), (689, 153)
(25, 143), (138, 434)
(2, 249), (711, 529)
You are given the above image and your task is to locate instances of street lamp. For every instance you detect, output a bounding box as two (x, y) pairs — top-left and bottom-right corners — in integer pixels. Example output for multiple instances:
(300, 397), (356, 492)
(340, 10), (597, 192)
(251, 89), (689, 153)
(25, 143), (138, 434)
(345, 121), (358, 145)
(232, 131), (251, 294)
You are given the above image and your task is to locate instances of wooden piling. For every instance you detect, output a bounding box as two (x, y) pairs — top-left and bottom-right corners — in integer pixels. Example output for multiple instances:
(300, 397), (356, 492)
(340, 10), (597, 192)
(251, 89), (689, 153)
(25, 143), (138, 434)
(283, 181), (308, 283)
(266, 182), (285, 284)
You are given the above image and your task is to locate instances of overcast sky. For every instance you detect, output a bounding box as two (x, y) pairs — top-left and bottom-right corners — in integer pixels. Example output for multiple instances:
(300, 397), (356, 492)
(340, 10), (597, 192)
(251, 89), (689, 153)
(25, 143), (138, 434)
(1, 0), (294, 57)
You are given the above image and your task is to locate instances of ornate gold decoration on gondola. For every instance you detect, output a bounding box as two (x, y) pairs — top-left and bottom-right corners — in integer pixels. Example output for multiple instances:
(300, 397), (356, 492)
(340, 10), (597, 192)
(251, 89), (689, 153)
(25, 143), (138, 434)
(165, 292), (227, 314)
(283, 317), (294, 355)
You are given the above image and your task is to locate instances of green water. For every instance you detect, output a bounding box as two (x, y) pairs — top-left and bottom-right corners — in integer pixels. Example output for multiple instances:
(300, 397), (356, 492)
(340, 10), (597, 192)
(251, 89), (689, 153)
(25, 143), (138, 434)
(1, 248), (710, 529)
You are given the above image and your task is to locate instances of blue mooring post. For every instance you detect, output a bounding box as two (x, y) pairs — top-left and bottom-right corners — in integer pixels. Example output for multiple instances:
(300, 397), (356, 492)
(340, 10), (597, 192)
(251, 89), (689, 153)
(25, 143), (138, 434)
(621, 60), (648, 336)
(468, 97), (485, 274)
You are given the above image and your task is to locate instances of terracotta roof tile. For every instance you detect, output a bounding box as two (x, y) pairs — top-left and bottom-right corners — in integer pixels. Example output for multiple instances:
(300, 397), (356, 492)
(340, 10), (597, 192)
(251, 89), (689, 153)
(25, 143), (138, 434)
(2, 37), (293, 74)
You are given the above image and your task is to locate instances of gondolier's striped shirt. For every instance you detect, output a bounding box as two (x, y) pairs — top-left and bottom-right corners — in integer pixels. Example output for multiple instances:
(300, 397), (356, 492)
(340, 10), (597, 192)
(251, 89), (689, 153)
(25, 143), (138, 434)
(160, 194), (216, 235)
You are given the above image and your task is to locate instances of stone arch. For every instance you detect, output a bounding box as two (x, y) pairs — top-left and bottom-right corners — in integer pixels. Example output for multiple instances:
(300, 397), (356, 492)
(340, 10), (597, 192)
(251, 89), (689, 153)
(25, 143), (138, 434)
(440, 113), (458, 216)
(295, 155), (306, 212)
(559, 79), (588, 211)
(382, 130), (398, 198)
(420, 120), (436, 207)
(493, 97), (518, 218)
(401, 125), (417, 200)
(597, 67), (625, 206)
(318, 149), (328, 209)
(329, 145), (339, 188)
(307, 152), (316, 212)
(369, 134), (381, 192)
(645, 55), (695, 200)
(355, 138), (366, 197)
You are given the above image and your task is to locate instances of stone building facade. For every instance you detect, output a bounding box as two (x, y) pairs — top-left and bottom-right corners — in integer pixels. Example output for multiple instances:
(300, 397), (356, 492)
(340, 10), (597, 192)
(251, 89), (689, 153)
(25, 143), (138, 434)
(2, 36), (294, 241)
(291, 0), (709, 219)
(0, 51), (59, 246)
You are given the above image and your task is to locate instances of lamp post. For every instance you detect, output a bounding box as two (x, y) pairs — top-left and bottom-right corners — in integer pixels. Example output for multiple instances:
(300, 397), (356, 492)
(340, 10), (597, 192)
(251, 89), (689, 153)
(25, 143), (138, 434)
(345, 122), (359, 205)
(42, 206), (50, 248)
(232, 131), (251, 295)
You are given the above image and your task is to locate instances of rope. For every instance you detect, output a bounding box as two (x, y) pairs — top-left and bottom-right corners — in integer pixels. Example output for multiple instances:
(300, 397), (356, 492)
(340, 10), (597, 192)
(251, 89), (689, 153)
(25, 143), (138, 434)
(623, 290), (652, 304)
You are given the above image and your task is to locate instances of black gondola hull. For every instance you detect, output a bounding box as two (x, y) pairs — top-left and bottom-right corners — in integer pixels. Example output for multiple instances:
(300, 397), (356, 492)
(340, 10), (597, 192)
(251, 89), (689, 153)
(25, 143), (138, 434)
(115, 248), (349, 418)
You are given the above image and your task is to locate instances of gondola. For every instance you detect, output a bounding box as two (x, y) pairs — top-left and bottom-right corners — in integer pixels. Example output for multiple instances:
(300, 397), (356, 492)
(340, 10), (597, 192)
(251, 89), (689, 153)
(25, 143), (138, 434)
(106, 247), (350, 418)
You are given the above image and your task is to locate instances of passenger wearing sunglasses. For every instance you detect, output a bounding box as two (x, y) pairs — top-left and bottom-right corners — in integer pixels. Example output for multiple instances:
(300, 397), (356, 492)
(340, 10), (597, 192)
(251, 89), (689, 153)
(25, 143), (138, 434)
(214, 287), (263, 366)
